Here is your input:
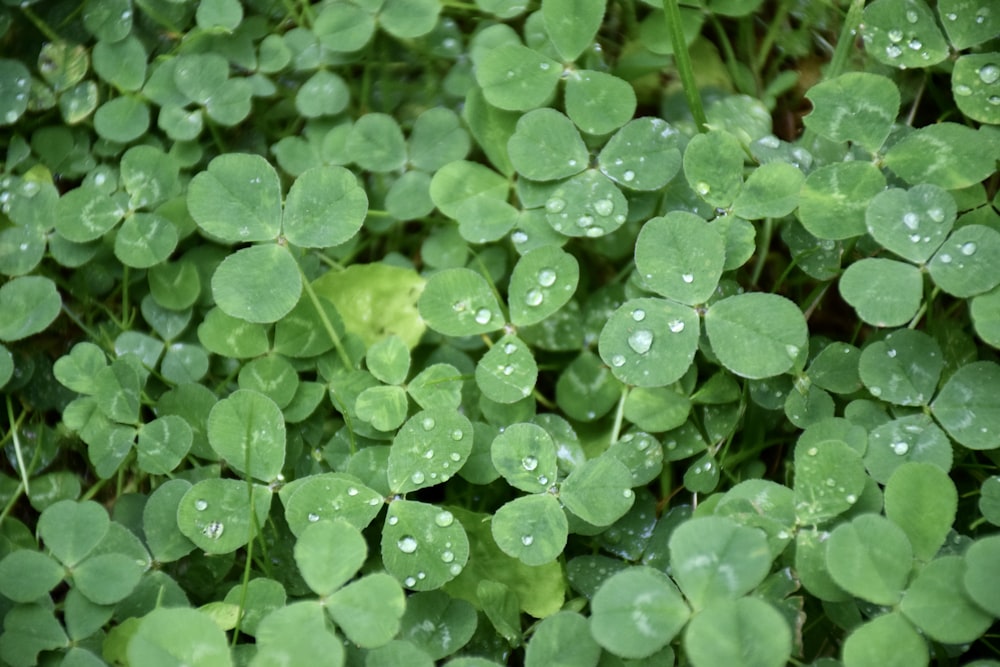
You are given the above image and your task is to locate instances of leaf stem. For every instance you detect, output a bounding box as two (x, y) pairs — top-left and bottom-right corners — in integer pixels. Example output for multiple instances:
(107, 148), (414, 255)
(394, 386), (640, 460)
(825, 0), (866, 82)
(20, 5), (61, 42)
(662, 0), (708, 132)
(5, 397), (29, 495)
(299, 266), (352, 369)
(609, 386), (629, 445)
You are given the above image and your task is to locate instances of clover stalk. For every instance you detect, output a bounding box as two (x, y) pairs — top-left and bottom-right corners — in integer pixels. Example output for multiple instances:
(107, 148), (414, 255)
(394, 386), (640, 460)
(662, 0), (708, 132)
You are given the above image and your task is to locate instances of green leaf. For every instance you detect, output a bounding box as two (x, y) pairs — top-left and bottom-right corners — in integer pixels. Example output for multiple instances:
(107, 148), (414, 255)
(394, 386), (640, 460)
(884, 463), (957, 562)
(508, 245), (579, 327)
(0, 549), (65, 602)
(491, 493), (567, 566)
(556, 351), (623, 422)
(327, 573), (406, 649)
(607, 432), (666, 485)
(295, 519), (367, 597)
(207, 389), (285, 482)
(865, 185), (955, 264)
(137, 415), (193, 475)
(356, 385), (409, 431)
(599, 297), (699, 387)
(541, 0), (604, 61)
(683, 597), (792, 667)
(238, 354), (299, 409)
(198, 308), (270, 358)
(862, 0), (949, 69)
(798, 162), (886, 240)
(347, 113), (407, 173)
(408, 363), (464, 410)
(682, 130), (744, 208)
(953, 54), (1000, 124)
(174, 53), (228, 105)
(408, 108), (470, 173)
(564, 69), (636, 135)
(901, 555), (992, 644)
(418, 268), (505, 337)
(381, 500), (469, 591)
(0, 59), (31, 126)
(205, 79), (253, 126)
(128, 608), (233, 667)
(865, 415), (952, 484)
(0, 603), (69, 667)
(196, 0), (243, 31)
(93, 96), (149, 142)
(0, 276), (62, 342)
(705, 293), (807, 379)
(491, 423), (558, 493)
(804, 72), (899, 151)
(542, 169), (628, 238)
(963, 535), (1000, 617)
(463, 86), (518, 177)
(312, 263), (426, 348)
(314, 2), (376, 52)
(884, 123), (1000, 189)
(794, 439), (866, 525)
(400, 591), (476, 660)
(366, 335), (410, 385)
(972, 285), (1000, 349)
(839, 258), (923, 327)
(931, 361), (1000, 450)
(388, 409), (474, 493)
(93, 36), (147, 92)
(176, 478), (272, 555)
(143, 479), (196, 563)
(283, 166), (367, 248)
(858, 329), (942, 406)
(597, 117), (682, 191)
(188, 153), (282, 243)
(54, 342), (107, 395)
(250, 602), (344, 667)
(524, 611), (601, 667)
(508, 109), (588, 182)
(476, 43), (561, 111)
(115, 213), (178, 268)
(825, 514), (913, 605)
(939, 0), (1000, 49)
(807, 343), (862, 394)
(212, 244), (302, 323)
(635, 212), (726, 305)
(37, 500), (109, 567)
(560, 455), (634, 526)
(0, 224), (46, 276)
(73, 552), (144, 605)
(295, 70), (349, 118)
(731, 162), (804, 220)
(589, 566), (689, 659)
(668, 516), (772, 610)
(282, 472), (383, 536)
(430, 159), (508, 221)
(928, 225), (1000, 297)
(380, 0), (441, 38)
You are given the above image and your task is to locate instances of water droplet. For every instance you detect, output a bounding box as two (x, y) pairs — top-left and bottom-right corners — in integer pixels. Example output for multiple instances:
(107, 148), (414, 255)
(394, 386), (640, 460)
(521, 535), (534, 546)
(404, 576), (417, 586)
(623, 170), (635, 182)
(411, 471), (426, 484)
(449, 563), (463, 576)
(594, 199), (614, 216)
(538, 475), (549, 485)
(195, 499), (208, 511)
(891, 442), (909, 456)
(939, 253), (952, 264)
(846, 494), (857, 503)
(308, 512), (320, 522)
(424, 449), (435, 459)
(902, 212), (919, 229)
(990, 96), (1000, 106)
(908, 234), (921, 243)
(695, 182), (711, 196)
(628, 330), (654, 354)
(451, 429), (464, 441)
(961, 241), (977, 256)
(807, 447), (818, 456)
(539, 62), (550, 70)
(522, 455), (538, 471)
(632, 308), (646, 322)
(474, 308), (492, 325)
(577, 215), (594, 228)
(869, 386), (882, 397)
(203, 522), (225, 539)
(538, 268), (557, 286)
(388, 515), (399, 526)
(526, 288), (544, 306)
(946, 12), (957, 20)
(397, 536), (418, 553)
(422, 416), (436, 431)
(908, 38), (922, 50)
(545, 197), (566, 213)
(512, 230), (528, 244)
(347, 487), (359, 497)
(905, 9), (918, 22)
(502, 365), (514, 376)
(568, 159), (578, 167)
(980, 64), (1000, 85)
(887, 349), (897, 358)
(887, 29), (903, 42)
(886, 44), (902, 59)
(668, 319), (685, 333)
(927, 207), (944, 222)
(681, 273), (694, 284)
(585, 227), (603, 238)
(435, 511), (454, 527)
(611, 354), (626, 367)
(759, 135), (781, 149)
(623, 489), (633, 498)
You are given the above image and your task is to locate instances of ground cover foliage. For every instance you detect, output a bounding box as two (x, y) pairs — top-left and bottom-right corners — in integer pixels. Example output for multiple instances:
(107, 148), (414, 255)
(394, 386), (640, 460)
(0, 0), (999, 664)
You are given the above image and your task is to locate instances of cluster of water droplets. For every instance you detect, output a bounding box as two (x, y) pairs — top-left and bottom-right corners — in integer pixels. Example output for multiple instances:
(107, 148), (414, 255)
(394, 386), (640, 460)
(525, 266), (558, 307)
(453, 299), (494, 326)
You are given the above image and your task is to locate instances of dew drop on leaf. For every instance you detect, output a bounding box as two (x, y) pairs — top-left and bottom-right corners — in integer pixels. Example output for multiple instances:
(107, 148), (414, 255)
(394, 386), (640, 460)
(422, 416), (436, 430)
(411, 471), (426, 484)
(632, 308), (646, 322)
(404, 576), (417, 586)
(961, 242), (977, 256)
(522, 455), (538, 471)
(537, 268), (557, 286)
(628, 329), (654, 354)
(611, 354), (626, 367)
(307, 513), (320, 522)
(474, 308), (492, 325)
(905, 9), (918, 22)
(668, 319), (685, 333)
(449, 563), (463, 576)
(203, 522), (224, 539)
(902, 212), (919, 230)
(681, 273), (694, 283)
(887, 29), (903, 42)
(451, 429), (463, 441)
(892, 442), (909, 456)
(545, 197), (566, 213)
(195, 499), (208, 511)
(503, 342), (517, 354)
(593, 199), (614, 216)
(435, 510), (454, 527)
(979, 64), (1000, 84)
(526, 288), (544, 306)
(397, 535), (418, 553)
(695, 182), (710, 196)
(388, 515), (399, 525)
(623, 170), (635, 182)
(441, 550), (455, 563)
(521, 534), (534, 546)
(939, 253), (952, 264)
(502, 365), (514, 376)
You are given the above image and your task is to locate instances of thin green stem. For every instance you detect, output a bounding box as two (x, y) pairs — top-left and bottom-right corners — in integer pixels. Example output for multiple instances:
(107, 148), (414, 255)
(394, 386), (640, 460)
(299, 264), (352, 369)
(754, 0), (794, 75)
(825, 0), (866, 81)
(662, 0), (708, 132)
(750, 218), (774, 288)
(5, 397), (29, 495)
(20, 5), (61, 42)
(609, 386), (629, 445)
